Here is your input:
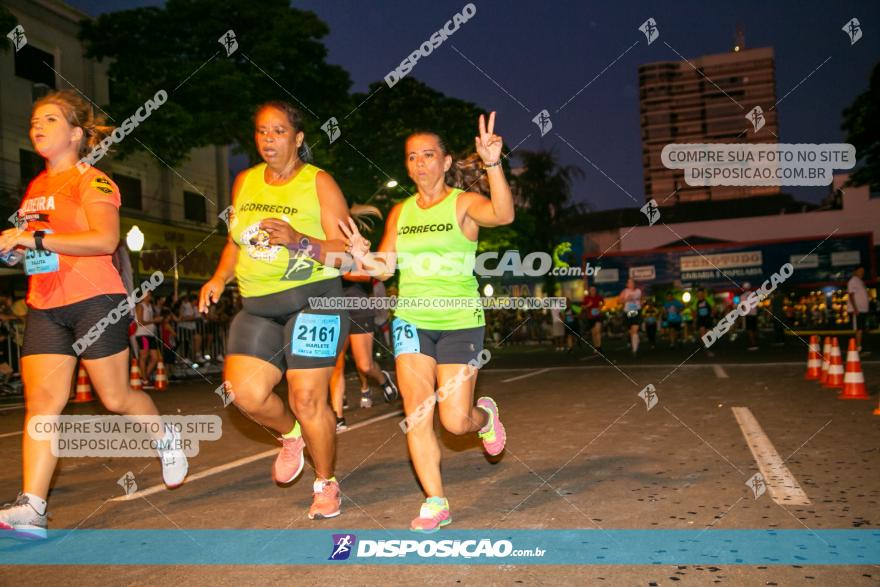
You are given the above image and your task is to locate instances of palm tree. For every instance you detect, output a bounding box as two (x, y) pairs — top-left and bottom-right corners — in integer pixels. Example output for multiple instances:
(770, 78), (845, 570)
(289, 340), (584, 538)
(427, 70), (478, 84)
(841, 62), (880, 189)
(513, 150), (585, 294)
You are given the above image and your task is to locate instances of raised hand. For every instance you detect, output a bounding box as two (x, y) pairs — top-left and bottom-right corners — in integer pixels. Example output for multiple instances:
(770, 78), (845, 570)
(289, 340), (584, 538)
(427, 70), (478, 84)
(475, 111), (503, 165)
(338, 217), (371, 259)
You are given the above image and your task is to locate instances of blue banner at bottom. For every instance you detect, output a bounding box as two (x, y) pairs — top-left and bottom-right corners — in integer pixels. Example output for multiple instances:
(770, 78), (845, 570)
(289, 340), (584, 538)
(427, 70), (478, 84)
(1, 530), (878, 565)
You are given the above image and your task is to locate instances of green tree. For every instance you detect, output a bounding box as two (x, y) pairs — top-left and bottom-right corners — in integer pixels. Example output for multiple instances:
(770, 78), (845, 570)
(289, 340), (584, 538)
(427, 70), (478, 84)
(330, 77), (487, 240)
(512, 150), (584, 293)
(79, 0), (351, 167)
(514, 150), (583, 247)
(841, 62), (880, 188)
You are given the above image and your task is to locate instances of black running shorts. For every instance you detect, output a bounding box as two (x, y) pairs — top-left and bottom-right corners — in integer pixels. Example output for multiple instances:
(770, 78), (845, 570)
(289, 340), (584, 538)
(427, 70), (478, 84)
(392, 318), (484, 365)
(227, 278), (349, 371)
(22, 294), (131, 360)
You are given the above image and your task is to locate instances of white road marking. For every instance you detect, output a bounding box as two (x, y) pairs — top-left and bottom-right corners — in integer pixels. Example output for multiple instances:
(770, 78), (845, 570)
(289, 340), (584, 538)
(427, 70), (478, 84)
(501, 368), (550, 383)
(712, 364), (729, 379)
(0, 403), (25, 412)
(732, 406), (811, 506)
(108, 409), (404, 502)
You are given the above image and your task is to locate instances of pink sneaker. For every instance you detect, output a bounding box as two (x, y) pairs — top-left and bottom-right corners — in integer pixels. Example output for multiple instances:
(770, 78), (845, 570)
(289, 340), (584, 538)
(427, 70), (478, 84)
(410, 497), (451, 533)
(477, 397), (506, 456)
(272, 435), (305, 484)
(309, 479), (341, 520)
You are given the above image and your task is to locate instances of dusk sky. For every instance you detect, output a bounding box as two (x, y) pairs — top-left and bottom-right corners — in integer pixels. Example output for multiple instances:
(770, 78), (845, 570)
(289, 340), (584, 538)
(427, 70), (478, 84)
(67, 0), (879, 210)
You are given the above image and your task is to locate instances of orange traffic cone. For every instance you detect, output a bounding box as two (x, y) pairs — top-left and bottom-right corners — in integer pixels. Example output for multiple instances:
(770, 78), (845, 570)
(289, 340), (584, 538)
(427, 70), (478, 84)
(71, 366), (95, 403)
(839, 338), (869, 400)
(819, 337), (831, 384)
(805, 335), (822, 380)
(154, 359), (168, 391)
(824, 338), (844, 389)
(130, 358), (143, 391)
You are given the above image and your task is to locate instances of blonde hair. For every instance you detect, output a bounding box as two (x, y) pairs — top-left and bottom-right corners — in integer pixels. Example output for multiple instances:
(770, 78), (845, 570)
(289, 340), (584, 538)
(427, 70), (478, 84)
(350, 203), (382, 231)
(32, 90), (113, 158)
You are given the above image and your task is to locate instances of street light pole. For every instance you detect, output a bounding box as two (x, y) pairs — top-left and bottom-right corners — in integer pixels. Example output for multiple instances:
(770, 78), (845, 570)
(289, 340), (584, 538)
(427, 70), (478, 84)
(126, 225), (145, 286)
(366, 179), (399, 203)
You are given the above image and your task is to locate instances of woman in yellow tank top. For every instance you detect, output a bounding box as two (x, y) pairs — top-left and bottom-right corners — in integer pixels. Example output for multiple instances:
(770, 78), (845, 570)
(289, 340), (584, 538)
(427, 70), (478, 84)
(342, 112), (515, 531)
(198, 102), (352, 520)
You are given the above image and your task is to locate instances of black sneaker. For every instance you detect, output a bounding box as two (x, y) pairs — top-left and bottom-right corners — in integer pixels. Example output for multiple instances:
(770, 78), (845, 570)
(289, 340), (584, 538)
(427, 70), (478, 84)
(380, 370), (399, 402)
(336, 417), (348, 432)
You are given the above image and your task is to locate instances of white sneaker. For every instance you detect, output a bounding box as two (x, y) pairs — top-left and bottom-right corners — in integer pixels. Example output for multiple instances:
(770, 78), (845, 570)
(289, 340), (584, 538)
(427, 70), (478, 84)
(0, 493), (47, 540)
(158, 428), (188, 488)
(359, 391), (373, 409)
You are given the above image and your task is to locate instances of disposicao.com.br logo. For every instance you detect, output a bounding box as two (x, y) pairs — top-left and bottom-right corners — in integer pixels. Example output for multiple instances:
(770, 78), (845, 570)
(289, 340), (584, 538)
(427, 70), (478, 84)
(329, 534), (545, 560)
(329, 534), (357, 560)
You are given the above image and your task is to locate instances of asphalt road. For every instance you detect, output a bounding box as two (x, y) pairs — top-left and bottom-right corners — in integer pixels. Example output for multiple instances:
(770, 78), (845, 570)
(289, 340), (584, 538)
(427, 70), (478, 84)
(0, 334), (878, 585)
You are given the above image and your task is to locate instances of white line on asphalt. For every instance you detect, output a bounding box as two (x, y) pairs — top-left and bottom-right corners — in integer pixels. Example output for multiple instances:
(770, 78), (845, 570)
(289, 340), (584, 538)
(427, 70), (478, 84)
(712, 364), (729, 379)
(501, 368), (550, 383)
(0, 403), (25, 412)
(108, 409), (404, 502)
(731, 406), (811, 506)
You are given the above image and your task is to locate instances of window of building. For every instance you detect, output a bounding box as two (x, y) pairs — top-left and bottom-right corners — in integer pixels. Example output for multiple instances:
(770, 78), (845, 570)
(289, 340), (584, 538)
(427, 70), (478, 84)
(184, 191), (206, 223)
(14, 45), (55, 88)
(114, 174), (143, 210)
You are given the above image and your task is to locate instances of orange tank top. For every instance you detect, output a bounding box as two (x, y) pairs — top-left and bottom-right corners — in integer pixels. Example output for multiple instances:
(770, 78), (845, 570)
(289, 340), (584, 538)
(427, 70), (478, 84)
(18, 164), (126, 309)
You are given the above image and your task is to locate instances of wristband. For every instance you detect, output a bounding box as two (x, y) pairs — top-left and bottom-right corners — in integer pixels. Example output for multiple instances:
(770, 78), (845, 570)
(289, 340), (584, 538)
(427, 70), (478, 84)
(33, 230), (46, 251)
(482, 160), (502, 169)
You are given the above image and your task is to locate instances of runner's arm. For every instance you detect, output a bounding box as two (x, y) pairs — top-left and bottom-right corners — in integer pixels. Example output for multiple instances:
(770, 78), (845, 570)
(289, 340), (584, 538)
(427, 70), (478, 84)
(207, 171), (247, 285)
(260, 170), (349, 267)
(1, 200), (120, 256)
(462, 165), (515, 228)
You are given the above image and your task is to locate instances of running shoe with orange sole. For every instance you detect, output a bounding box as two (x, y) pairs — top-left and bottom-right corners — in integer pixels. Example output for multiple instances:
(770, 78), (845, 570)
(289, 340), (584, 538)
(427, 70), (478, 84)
(273, 435), (305, 484)
(309, 479), (341, 520)
(410, 497), (451, 533)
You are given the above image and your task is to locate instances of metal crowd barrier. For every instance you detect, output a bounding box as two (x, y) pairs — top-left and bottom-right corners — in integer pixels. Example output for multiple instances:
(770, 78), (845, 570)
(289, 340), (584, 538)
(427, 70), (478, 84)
(171, 319), (228, 363)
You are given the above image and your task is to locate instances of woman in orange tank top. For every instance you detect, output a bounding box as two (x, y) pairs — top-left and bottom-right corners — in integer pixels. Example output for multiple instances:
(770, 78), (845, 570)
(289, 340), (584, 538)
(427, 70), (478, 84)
(0, 91), (187, 539)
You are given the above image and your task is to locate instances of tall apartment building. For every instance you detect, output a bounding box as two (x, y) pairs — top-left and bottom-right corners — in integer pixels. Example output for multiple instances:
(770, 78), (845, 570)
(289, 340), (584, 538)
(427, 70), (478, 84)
(638, 46), (780, 206)
(1, 0), (229, 291)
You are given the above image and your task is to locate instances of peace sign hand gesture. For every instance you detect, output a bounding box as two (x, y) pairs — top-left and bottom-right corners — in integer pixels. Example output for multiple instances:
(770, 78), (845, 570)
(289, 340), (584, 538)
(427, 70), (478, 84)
(338, 217), (371, 261)
(475, 111), (503, 166)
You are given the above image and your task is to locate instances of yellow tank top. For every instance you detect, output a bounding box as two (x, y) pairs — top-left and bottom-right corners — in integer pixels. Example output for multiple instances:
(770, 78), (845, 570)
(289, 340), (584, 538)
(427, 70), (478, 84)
(231, 163), (339, 297)
(394, 189), (484, 330)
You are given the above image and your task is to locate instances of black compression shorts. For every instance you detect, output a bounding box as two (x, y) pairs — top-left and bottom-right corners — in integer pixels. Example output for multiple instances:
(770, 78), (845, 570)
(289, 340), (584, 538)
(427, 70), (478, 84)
(22, 294), (130, 360)
(227, 278), (349, 371)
